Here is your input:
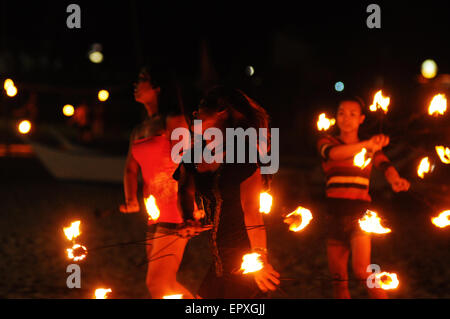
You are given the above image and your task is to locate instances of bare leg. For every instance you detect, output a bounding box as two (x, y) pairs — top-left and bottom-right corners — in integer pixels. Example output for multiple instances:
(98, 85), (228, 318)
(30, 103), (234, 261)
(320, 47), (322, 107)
(146, 229), (194, 299)
(327, 239), (351, 299)
(351, 234), (387, 299)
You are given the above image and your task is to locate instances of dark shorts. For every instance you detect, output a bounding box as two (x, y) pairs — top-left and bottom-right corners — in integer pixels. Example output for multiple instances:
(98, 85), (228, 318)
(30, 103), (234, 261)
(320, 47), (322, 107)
(325, 197), (371, 244)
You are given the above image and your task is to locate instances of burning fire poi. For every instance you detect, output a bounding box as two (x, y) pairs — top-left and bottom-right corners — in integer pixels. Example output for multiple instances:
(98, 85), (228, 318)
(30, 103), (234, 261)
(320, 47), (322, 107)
(435, 146), (450, 164)
(417, 157), (433, 179)
(354, 148), (372, 169)
(431, 210), (450, 228)
(144, 195), (160, 221)
(240, 253), (264, 274)
(428, 94), (447, 116)
(63, 220), (81, 241)
(94, 288), (112, 299)
(369, 90), (390, 113)
(163, 294), (183, 299)
(284, 206), (313, 232)
(376, 272), (399, 290)
(358, 210), (391, 234)
(317, 113), (336, 131)
(259, 192), (273, 214)
(67, 244), (87, 262)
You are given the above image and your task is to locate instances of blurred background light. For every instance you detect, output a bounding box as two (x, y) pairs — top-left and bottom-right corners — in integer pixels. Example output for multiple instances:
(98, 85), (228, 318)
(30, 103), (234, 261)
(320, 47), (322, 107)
(334, 81), (344, 92)
(421, 59), (438, 79)
(63, 104), (75, 117)
(98, 89), (109, 102)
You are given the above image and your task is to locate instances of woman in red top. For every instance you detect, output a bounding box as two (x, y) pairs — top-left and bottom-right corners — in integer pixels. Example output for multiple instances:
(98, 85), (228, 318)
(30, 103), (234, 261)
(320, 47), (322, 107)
(119, 66), (194, 298)
(317, 97), (410, 298)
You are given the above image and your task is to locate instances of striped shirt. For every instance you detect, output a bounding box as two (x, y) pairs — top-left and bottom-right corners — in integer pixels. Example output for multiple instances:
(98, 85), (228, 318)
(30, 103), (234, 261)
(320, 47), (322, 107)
(317, 134), (393, 202)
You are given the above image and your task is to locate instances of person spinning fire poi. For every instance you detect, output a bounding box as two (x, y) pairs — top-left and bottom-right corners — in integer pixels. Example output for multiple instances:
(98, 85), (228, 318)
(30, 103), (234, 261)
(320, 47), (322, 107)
(119, 65), (204, 299)
(174, 86), (280, 298)
(317, 97), (410, 299)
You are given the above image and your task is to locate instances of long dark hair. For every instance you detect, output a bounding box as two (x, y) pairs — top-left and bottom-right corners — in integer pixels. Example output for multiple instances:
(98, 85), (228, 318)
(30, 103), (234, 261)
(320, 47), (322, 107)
(140, 63), (183, 120)
(199, 86), (269, 130)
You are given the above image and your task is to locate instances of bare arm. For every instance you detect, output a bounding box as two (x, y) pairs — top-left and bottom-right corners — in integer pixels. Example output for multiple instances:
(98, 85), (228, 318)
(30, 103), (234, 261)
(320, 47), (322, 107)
(240, 168), (280, 292)
(328, 135), (390, 161)
(120, 135), (140, 213)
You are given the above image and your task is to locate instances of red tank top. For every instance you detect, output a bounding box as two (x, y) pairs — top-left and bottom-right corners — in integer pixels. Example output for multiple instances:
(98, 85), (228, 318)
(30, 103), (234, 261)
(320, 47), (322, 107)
(131, 134), (183, 225)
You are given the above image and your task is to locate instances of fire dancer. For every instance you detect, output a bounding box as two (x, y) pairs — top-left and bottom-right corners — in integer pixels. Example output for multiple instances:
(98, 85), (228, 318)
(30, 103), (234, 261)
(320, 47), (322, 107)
(175, 86), (280, 298)
(317, 97), (410, 298)
(119, 65), (194, 299)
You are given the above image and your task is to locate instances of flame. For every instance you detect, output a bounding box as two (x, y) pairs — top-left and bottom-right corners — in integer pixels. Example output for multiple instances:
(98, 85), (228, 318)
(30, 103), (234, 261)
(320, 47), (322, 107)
(417, 157), (431, 179)
(317, 113), (336, 131)
(240, 253), (264, 274)
(435, 146), (450, 164)
(144, 195), (160, 221)
(284, 206), (313, 232)
(18, 120), (31, 134)
(376, 272), (399, 290)
(431, 210), (450, 228)
(358, 210), (391, 234)
(353, 148), (372, 169)
(163, 294), (183, 299)
(67, 244), (87, 262)
(259, 192), (273, 214)
(63, 220), (81, 241)
(428, 94), (447, 116)
(369, 90), (390, 113)
(94, 288), (112, 299)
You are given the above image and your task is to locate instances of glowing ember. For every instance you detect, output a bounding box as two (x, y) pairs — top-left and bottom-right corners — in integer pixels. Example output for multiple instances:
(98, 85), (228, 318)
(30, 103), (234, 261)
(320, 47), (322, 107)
(354, 148), (372, 169)
(417, 157), (432, 179)
(435, 146), (450, 164)
(358, 210), (391, 234)
(317, 113), (336, 131)
(63, 220), (81, 241)
(259, 192), (273, 214)
(376, 272), (399, 290)
(163, 294), (183, 299)
(369, 90), (390, 113)
(144, 195), (160, 221)
(94, 288), (112, 299)
(67, 244), (87, 262)
(431, 210), (450, 228)
(18, 120), (31, 135)
(284, 206), (313, 232)
(428, 94), (447, 116)
(240, 253), (264, 274)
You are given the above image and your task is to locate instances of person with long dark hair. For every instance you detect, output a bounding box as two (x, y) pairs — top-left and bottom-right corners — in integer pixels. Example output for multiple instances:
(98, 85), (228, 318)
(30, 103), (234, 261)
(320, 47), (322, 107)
(317, 97), (410, 298)
(119, 65), (196, 299)
(175, 86), (280, 298)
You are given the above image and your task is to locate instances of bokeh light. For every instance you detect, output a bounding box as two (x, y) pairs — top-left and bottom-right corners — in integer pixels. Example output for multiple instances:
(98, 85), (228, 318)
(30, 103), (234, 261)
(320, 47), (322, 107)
(3, 78), (14, 90)
(18, 120), (32, 135)
(334, 81), (344, 92)
(245, 65), (255, 77)
(421, 59), (438, 79)
(6, 85), (17, 97)
(98, 89), (109, 102)
(63, 104), (75, 117)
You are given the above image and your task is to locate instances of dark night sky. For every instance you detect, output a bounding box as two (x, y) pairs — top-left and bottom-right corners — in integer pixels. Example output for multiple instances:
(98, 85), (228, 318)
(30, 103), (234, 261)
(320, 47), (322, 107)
(1, 1), (449, 153)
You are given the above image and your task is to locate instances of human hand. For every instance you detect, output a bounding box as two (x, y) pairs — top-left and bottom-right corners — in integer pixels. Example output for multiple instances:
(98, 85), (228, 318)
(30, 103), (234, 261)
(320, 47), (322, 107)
(253, 262), (281, 293)
(367, 134), (389, 153)
(177, 220), (212, 238)
(390, 177), (410, 192)
(119, 200), (140, 213)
